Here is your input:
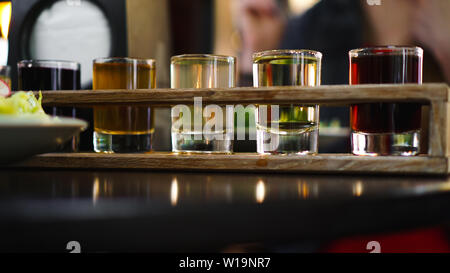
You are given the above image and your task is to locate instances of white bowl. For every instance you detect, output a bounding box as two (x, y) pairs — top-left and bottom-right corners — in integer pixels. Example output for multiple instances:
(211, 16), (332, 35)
(0, 116), (87, 163)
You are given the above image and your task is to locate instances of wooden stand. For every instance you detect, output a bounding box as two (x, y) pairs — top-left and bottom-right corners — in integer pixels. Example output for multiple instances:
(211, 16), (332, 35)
(13, 83), (450, 175)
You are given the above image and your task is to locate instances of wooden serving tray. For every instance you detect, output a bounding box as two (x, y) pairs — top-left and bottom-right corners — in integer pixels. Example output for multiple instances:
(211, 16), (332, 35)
(12, 83), (450, 175)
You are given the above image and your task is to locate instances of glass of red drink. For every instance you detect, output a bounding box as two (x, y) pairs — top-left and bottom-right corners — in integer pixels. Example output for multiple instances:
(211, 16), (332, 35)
(349, 46), (423, 156)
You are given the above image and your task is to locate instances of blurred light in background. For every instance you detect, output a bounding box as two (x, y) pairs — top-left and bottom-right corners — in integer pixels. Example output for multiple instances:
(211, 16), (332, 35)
(0, 1), (11, 39)
(28, 0), (112, 87)
(288, 0), (320, 15)
(0, 1), (11, 65)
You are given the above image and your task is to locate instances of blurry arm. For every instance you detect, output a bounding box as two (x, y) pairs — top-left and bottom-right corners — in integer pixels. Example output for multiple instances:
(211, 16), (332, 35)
(237, 0), (286, 74)
(412, 0), (450, 82)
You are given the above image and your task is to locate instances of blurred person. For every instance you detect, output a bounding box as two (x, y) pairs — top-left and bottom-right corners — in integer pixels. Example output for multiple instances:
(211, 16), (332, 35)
(237, 0), (287, 76)
(237, 0), (450, 151)
(238, 0), (449, 83)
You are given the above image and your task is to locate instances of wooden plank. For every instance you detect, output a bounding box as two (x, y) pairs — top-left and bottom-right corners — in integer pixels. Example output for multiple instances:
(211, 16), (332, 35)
(428, 101), (450, 157)
(33, 83), (448, 106)
(9, 153), (449, 175)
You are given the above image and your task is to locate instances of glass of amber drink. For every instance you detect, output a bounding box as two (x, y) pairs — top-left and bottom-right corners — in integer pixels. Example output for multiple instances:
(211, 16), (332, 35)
(93, 57), (156, 153)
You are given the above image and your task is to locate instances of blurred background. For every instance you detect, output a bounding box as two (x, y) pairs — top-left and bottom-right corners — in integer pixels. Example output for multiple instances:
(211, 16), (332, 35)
(2, 0), (449, 152)
(3, 0), (322, 88)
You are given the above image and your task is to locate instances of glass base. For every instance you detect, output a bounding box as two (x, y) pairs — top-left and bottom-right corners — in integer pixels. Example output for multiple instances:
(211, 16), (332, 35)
(256, 128), (318, 155)
(351, 130), (420, 156)
(94, 131), (152, 153)
(171, 131), (232, 153)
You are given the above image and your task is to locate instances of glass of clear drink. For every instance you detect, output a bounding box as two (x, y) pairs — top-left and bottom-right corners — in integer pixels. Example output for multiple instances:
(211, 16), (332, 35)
(93, 57), (156, 153)
(253, 49), (322, 155)
(170, 54), (236, 153)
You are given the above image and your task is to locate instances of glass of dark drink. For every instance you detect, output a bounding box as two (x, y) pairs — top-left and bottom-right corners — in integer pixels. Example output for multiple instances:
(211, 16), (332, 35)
(349, 46), (423, 156)
(18, 60), (81, 152)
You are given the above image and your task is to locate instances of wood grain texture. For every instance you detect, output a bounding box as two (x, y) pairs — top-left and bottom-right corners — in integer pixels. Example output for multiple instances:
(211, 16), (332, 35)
(428, 101), (449, 157)
(34, 83), (449, 106)
(10, 153), (449, 175)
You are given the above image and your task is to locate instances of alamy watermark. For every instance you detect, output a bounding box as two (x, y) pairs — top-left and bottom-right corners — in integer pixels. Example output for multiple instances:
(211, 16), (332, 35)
(171, 97), (280, 145)
(366, 241), (381, 253)
(66, 241), (81, 253)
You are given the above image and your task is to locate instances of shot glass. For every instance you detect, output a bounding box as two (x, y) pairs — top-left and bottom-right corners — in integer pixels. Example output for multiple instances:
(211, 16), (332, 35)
(18, 60), (81, 152)
(253, 49), (322, 155)
(170, 54), (236, 153)
(93, 57), (156, 153)
(349, 46), (423, 156)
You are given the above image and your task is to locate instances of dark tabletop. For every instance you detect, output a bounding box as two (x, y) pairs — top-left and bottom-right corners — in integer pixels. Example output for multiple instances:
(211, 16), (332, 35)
(1, 169), (450, 252)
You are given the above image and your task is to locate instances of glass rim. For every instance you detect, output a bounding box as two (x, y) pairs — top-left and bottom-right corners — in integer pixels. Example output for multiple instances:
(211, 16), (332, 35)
(18, 60), (80, 70)
(253, 49), (322, 61)
(171, 54), (236, 63)
(349, 46), (423, 57)
(94, 57), (156, 66)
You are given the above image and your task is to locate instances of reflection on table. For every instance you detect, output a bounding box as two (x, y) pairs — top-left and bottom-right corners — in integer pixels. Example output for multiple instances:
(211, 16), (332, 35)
(2, 170), (450, 252)
(3, 171), (450, 205)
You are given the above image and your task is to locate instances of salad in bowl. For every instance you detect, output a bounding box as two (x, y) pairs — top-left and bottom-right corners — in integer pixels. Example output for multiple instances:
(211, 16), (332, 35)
(0, 91), (87, 163)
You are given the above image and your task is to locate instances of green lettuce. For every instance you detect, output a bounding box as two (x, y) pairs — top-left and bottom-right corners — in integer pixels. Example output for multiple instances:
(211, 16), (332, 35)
(0, 91), (49, 119)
